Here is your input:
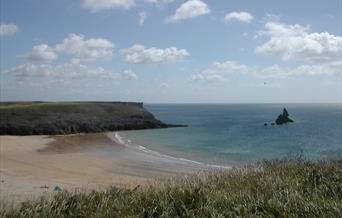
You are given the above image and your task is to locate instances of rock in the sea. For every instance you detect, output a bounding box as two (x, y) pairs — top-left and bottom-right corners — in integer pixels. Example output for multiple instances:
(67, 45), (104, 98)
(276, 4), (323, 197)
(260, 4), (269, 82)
(275, 108), (294, 125)
(264, 123), (268, 126)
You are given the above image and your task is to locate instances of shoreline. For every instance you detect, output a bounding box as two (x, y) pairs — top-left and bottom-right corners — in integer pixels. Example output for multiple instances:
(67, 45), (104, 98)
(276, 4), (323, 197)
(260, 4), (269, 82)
(0, 132), (203, 203)
(114, 132), (232, 169)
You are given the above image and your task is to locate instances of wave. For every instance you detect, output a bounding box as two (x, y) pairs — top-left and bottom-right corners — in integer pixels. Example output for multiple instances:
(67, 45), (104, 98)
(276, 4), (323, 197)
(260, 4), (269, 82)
(108, 132), (231, 169)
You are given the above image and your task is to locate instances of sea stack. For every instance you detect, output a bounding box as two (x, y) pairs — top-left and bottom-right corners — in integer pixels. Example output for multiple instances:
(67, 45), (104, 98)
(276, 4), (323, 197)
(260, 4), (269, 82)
(275, 108), (294, 125)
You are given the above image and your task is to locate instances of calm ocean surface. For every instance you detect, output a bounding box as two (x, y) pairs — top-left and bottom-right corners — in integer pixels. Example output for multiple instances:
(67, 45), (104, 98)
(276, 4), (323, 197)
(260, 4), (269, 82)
(120, 104), (342, 166)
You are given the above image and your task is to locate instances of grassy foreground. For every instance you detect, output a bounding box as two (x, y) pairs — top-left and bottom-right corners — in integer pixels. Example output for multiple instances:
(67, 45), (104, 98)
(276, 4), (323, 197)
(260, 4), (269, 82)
(1, 158), (342, 217)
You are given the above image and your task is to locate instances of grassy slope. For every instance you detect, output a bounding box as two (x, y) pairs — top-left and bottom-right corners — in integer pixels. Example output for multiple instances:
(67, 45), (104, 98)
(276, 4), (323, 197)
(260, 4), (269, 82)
(0, 102), (173, 135)
(1, 158), (341, 217)
(0, 102), (149, 118)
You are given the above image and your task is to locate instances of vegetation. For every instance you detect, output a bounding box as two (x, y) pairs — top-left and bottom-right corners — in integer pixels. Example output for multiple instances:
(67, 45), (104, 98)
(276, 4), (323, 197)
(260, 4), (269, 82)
(1, 158), (341, 217)
(0, 102), (184, 135)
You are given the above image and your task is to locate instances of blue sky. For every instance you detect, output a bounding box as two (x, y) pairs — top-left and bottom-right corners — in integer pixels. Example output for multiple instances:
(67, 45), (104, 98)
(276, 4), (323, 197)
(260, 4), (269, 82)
(1, 0), (341, 103)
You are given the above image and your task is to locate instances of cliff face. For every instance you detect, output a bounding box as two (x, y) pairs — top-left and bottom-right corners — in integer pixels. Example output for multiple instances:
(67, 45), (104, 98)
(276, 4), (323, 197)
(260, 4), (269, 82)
(0, 102), (185, 135)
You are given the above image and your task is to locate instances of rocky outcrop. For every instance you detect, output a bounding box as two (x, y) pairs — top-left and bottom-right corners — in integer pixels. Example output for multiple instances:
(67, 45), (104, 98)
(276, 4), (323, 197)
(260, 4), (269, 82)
(275, 108), (294, 125)
(0, 102), (186, 135)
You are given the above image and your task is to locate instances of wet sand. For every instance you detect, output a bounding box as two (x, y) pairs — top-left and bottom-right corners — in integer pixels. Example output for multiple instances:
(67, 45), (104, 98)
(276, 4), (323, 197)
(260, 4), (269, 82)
(0, 133), (201, 203)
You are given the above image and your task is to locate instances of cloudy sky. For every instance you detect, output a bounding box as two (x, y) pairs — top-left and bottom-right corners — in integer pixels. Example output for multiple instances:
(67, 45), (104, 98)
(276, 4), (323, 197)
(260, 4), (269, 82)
(1, 0), (341, 103)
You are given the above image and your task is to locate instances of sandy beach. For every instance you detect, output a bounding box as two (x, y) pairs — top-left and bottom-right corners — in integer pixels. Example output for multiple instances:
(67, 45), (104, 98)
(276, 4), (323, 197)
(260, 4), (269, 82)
(0, 133), (201, 203)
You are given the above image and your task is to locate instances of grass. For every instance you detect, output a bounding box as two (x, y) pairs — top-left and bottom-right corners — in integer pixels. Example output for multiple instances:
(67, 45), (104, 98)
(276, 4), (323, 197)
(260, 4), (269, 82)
(0, 102), (170, 135)
(0, 102), (145, 116)
(1, 157), (342, 217)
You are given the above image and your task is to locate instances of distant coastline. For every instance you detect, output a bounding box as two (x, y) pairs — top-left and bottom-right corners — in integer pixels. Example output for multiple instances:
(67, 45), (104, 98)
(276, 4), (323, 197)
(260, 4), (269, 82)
(0, 102), (186, 135)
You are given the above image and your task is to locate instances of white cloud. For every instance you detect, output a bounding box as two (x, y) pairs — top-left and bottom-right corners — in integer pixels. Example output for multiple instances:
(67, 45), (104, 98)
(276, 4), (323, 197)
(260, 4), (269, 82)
(4, 64), (41, 78)
(24, 44), (58, 62)
(191, 61), (248, 81)
(191, 68), (225, 82)
(191, 61), (249, 82)
(191, 59), (341, 81)
(291, 61), (342, 76)
(3, 63), (121, 80)
(145, 0), (175, 4)
(122, 69), (137, 80)
(166, 0), (210, 23)
(23, 34), (114, 63)
(55, 34), (114, 62)
(255, 22), (342, 63)
(81, 0), (174, 12)
(217, 60), (341, 78)
(263, 13), (281, 22)
(4, 63), (143, 83)
(159, 82), (169, 88)
(0, 23), (20, 36)
(224, 11), (254, 23)
(255, 62), (342, 78)
(139, 12), (147, 25)
(122, 44), (189, 64)
(81, 0), (135, 12)
(213, 61), (250, 74)
(70, 58), (81, 65)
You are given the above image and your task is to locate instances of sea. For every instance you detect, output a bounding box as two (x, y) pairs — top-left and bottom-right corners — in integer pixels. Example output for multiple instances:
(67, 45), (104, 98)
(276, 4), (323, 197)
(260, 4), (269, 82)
(118, 104), (342, 167)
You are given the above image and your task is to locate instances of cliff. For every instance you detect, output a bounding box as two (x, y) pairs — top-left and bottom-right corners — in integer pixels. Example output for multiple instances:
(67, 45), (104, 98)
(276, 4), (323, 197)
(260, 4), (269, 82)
(0, 102), (186, 135)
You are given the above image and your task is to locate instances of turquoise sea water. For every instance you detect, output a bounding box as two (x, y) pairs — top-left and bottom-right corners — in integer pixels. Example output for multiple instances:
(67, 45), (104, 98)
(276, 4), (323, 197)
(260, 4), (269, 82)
(120, 104), (342, 166)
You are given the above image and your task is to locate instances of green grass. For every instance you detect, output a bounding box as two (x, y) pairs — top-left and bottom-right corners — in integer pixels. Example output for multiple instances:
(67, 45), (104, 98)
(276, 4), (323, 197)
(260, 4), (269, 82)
(1, 158), (342, 217)
(0, 102), (162, 135)
(0, 102), (145, 116)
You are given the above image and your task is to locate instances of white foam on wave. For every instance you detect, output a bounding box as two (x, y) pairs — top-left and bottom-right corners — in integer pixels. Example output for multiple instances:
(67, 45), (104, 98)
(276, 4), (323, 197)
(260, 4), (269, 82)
(113, 132), (125, 144)
(109, 132), (231, 169)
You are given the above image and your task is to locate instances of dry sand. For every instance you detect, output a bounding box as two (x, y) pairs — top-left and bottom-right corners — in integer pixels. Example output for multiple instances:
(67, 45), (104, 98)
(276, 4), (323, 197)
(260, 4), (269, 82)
(0, 133), (201, 203)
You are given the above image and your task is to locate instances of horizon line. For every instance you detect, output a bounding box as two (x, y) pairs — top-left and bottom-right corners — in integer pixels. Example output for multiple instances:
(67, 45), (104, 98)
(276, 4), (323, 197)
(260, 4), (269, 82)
(1, 101), (341, 104)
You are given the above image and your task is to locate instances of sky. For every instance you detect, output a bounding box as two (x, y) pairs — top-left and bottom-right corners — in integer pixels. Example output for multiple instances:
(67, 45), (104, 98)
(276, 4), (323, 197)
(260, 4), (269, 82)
(0, 0), (341, 103)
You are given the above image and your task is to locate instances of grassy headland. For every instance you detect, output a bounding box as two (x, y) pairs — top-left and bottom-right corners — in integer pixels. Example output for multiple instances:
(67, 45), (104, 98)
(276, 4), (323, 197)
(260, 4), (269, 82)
(0, 102), (185, 135)
(1, 158), (341, 217)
